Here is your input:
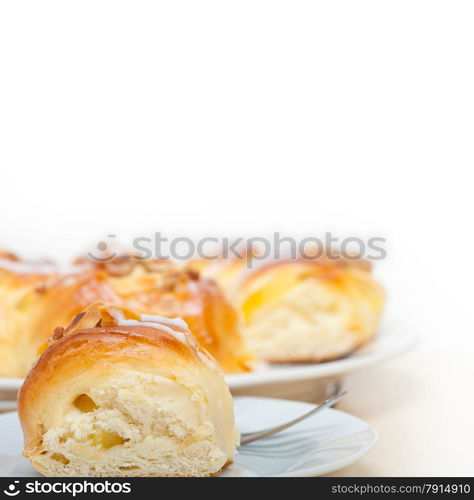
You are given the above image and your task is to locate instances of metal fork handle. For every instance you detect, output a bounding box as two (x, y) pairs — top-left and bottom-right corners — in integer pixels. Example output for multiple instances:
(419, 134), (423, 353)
(239, 390), (347, 445)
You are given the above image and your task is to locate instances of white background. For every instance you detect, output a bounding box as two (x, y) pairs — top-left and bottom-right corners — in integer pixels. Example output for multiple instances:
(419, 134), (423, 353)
(1, 2), (473, 353)
(1, 2), (474, 476)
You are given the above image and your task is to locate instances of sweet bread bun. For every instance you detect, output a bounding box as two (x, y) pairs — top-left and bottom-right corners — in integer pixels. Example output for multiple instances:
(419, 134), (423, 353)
(18, 304), (239, 477)
(187, 247), (260, 299)
(78, 256), (253, 373)
(234, 257), (385, 363)
(0, 252), (251, 377)
(0, 254), (55, 377)
(0, 254), (120, 377)
(187, 257), (247, 298)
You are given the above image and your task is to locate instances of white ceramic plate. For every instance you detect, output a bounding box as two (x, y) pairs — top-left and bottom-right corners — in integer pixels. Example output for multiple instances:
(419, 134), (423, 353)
(0, 322), (416, 395)
(0, 396), (377, 477)
(227, 321), (417, 390)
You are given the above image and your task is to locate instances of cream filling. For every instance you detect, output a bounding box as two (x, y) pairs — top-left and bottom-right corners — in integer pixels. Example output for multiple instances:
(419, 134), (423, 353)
(243, 280), (362, 360)
(35, 373), (235, 475)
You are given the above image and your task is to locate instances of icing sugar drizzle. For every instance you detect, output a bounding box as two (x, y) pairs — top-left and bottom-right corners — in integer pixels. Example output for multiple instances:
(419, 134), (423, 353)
(107, 308), (217, 370)
(0, 259), (57, 275)
(108, 309), (188, 344)
(140, 314), (189, 331)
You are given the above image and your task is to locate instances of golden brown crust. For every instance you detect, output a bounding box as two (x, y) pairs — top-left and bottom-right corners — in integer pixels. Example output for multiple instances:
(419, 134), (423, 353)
(187, 251), (373, 300)
(74, 254), (176, 277)
(18, 303), (238, 477)
(240, 255), (372, 287)
(0, 252), (252, 376)
(30, 272), (120, 341)
(76, 255), (253, 373)
(20, 325), (195, 405)
(0, 256), (121, 376)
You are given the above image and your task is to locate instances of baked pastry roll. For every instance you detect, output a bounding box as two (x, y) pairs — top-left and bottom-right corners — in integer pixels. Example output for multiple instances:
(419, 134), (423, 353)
(187, 257), (247, 299)
(187, 247), (260, 299)
(78, 256), (253, 373)
(0, 254), (55, 377)
(18, 305), (238, 477)
(234, 258), (385, 363)
(0, 254), (118, 377)
(0, 252), (251, 377)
